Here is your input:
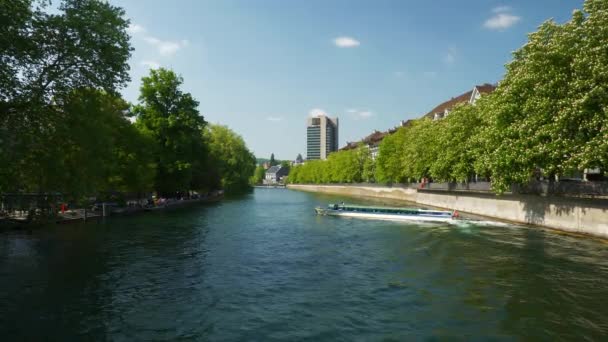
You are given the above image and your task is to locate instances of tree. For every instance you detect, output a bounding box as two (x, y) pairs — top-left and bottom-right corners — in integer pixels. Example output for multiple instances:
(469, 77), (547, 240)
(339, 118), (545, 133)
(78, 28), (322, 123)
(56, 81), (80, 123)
(429, 103), (482, 182)
(250, 165), (266, 185)
(1, 0), (132, 193)
(376, 128), (405, 183)
(358, 146), (375, 183)
(287, 165), (300, 184)
(106, 111), (156, 196)
(475, 0), (608, 192)
(288, 146), (369, 184)
(280, 160), (291, 173)
(269, 153), (278, 166)
(134, 68), (207, 196)
(51, 89), (133, 197)
(205, 124), (256, 192)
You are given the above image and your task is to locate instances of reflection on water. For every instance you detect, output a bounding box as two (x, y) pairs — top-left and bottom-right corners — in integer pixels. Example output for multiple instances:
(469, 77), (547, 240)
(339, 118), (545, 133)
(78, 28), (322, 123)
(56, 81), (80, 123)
(1, 189), (608, 340)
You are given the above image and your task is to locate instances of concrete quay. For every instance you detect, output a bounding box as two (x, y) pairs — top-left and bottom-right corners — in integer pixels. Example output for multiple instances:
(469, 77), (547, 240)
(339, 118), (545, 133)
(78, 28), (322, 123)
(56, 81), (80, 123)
(287, 184), (608, 238)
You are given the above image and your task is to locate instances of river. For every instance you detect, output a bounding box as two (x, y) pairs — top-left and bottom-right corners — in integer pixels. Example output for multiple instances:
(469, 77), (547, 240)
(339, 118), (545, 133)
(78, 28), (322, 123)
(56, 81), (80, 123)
(1, 188), (608, 340)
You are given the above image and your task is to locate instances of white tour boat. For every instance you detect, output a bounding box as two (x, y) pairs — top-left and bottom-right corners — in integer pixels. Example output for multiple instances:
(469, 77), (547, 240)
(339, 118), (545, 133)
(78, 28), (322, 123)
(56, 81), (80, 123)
(315, 203), (458, 223)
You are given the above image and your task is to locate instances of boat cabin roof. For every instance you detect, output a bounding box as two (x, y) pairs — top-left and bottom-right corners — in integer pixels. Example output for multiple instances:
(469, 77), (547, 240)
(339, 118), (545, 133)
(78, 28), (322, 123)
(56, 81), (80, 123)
(328, 203), (452, 215)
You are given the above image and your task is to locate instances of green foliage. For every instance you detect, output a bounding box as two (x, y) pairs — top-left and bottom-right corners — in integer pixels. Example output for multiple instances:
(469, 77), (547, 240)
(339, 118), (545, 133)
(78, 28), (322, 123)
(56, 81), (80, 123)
(375, 120), (439, 183)
(280, 160), (291, 173)
(474, 1), (608, 192)
(1, 0), (131, 116)
(0, 2), (256, 201)
(134, 68), (207, 195)
(250, 165), (266, 185)
(375, 129), (404, 183)
(1, 88), (155, 200)
(288, 146), (372, 184)
(1, 0), (132, 194)
(107, 112), (156, 195)
(269, 153), (278, 166)
(205, 124), (256, 192)
(429, 103), (481, 182)
(56, 89), (155, 197)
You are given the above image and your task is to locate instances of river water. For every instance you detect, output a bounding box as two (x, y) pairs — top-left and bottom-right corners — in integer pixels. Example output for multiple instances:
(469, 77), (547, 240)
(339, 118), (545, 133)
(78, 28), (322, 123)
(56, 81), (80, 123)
(1, 189), (608, 340)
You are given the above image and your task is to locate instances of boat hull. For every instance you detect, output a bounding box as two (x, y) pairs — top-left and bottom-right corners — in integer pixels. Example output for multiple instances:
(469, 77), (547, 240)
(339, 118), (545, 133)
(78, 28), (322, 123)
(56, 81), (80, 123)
(315, 208), (454, 223)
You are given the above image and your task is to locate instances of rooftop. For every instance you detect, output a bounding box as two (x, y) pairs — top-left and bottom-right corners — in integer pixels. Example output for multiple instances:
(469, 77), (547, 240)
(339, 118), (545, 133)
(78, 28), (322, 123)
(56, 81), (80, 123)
(423, 83), (496, 119)
(266, 165), (282, 174)
(341, 130), (389, 150)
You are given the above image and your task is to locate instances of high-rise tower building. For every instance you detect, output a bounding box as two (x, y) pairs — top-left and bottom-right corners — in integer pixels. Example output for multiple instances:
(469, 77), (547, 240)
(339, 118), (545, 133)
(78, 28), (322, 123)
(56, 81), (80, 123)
(306, 115), (339, 160)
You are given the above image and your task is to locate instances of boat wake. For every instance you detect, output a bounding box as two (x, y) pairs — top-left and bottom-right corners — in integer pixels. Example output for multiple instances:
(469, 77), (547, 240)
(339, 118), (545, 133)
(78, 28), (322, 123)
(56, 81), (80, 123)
(452, 219), (513, 228)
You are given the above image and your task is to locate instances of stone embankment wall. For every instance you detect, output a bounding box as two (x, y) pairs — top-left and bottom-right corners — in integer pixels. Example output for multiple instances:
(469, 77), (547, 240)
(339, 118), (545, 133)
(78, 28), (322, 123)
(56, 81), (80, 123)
(287, 184), (608, 238)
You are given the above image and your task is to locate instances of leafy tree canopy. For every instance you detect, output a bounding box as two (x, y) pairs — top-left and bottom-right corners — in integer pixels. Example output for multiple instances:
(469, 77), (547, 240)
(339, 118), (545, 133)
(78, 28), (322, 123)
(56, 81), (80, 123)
(1, 0), (132, 194)
(134, 68), (207, 195)
(205, 124), (256, 192)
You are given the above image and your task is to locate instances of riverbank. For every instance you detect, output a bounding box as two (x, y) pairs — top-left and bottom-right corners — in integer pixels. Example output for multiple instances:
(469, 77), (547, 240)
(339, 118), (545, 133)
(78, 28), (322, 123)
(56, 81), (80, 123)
(253, 184), (286, 188)
(0, 191), (224, 229)
(287, 184), (608, 238)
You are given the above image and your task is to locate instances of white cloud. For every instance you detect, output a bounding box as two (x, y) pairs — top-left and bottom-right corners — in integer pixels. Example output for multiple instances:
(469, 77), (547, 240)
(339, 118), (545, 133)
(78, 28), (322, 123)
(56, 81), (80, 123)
(158, 41), (182, 56)
(484, 7), (521, 31)
(266, 116), (283, 122)
(492, 6), (511, 13)
(333, 36), (360, 48)
(127, 23), (146, 35)
(143, 36), (160, 45)
(484, 13), (521, 30)
(126, 24), (188, 57)
(309, 108), (328, 117)
(358, 111), (373, 118)
(143, 36), (188, 56)
(141, 60), (160, 69)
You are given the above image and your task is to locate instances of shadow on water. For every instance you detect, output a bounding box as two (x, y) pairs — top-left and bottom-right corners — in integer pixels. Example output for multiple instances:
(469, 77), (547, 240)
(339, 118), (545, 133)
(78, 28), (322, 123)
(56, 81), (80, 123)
(498, 228), (608, 340)
(0, 206), (215, 340)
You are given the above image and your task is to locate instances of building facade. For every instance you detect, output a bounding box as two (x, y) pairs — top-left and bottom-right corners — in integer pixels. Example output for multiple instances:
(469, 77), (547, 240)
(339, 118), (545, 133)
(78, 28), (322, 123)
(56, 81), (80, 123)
(306, 115), (339, 160)
(264, 165), (289, 184)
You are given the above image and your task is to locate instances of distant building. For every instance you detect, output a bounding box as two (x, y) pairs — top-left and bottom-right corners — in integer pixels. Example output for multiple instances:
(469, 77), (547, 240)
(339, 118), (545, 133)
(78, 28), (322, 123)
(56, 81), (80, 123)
(341, 130), (388, 160)
(307, 115), (339, 160)
(264, 165), (289, 184)
(293, 153), (304, 166)
(425, 83), (496, 121)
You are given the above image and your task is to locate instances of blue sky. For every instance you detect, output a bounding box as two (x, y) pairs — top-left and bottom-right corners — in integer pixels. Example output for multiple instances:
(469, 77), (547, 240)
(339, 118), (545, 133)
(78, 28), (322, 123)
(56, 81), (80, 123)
(111, 0), (582, 160)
